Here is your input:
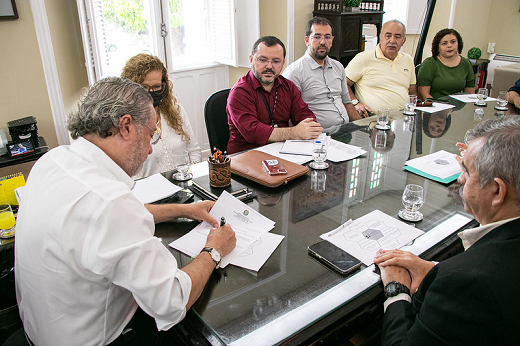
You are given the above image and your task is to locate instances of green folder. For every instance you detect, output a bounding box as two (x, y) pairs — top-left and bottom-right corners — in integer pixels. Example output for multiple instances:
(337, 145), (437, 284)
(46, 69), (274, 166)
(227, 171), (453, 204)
(404, 165), (460, 184)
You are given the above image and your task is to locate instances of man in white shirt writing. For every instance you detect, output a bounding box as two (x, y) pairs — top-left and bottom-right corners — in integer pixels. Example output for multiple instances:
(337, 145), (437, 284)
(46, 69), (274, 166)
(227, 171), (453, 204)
(15, 77), (236, 346)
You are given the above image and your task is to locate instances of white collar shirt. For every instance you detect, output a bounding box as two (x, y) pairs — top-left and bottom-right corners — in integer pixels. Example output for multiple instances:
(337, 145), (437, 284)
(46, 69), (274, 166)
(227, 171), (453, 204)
(458, 216), (520, 250)
(15, 137), (191, 346)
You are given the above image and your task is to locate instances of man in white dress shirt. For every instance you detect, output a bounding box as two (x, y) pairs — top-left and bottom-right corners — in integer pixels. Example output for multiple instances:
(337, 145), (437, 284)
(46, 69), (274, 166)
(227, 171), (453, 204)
(15, 77), (236, 346)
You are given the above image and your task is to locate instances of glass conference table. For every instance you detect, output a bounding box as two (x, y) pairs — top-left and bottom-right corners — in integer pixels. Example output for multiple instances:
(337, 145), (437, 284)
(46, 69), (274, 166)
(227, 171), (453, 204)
(155, 98), (518, 345)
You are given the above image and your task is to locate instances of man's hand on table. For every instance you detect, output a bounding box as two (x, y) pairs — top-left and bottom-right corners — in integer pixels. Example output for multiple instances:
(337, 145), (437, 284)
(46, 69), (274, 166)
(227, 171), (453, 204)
(374, 249), (435, 293)
(354, 102), (374, 118)
(291, 118), (323, 139)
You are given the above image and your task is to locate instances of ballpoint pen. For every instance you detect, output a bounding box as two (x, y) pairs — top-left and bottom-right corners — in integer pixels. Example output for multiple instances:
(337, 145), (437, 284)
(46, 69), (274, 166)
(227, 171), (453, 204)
(230, 188), (248, 196)
(220, 217), (226, 226)
(237, 191), (253, 200)
(328, 219), (353, 237)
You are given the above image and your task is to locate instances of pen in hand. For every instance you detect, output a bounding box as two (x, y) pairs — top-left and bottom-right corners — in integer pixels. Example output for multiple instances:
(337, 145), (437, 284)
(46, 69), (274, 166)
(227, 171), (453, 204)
(220, 217), (226, 227)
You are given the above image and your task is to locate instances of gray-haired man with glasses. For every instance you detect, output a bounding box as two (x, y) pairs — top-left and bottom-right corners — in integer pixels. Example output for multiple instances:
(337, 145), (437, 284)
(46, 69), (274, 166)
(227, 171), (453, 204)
(283, 16), (363, 134)
(15, 77), (236, 345)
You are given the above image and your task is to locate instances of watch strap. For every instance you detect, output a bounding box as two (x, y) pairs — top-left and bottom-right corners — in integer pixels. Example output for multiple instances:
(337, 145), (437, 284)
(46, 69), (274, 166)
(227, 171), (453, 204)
(201, 247), (221, 269)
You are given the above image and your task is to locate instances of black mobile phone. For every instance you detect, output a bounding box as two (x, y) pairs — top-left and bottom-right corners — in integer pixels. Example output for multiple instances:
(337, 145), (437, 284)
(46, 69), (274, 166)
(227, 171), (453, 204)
(152, 190), (194, 204)
(308, 240), (362, 275)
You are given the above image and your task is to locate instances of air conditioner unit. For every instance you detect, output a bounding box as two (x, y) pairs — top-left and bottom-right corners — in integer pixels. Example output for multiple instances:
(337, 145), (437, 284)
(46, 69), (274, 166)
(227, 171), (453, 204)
(487, 53), (520, 87)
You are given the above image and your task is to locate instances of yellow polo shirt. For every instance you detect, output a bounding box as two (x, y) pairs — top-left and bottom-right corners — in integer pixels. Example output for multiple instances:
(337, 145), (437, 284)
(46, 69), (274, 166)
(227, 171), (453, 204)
(345, 45), (416, 112)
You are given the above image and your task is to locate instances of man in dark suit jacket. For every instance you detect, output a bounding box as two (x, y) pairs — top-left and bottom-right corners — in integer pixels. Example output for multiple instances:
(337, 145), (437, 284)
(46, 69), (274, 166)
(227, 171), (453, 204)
(374, 114), (520, 345)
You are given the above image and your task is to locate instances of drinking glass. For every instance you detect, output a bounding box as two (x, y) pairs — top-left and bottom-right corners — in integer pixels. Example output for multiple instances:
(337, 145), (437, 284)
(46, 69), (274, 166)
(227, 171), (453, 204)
(374, 129), (388, 149)
(476, 88), (488, 106)
(495, 91), (508, 110)
(173, 150), (192, 181)
(398, 184), (424, 222)
(309, 136), (329, 170)
(310, 170), (326, 192)
(375, 108), (390, 130)
(403, 115), (414, 132)
(0, 204), (16, 238)
(404, 95), (418, 115)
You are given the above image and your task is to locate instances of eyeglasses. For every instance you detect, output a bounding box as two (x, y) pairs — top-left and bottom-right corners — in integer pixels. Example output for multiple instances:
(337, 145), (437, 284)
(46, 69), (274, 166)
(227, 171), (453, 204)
(141, 82), (166, 93)
(146, 124), (162, 145)
(253, 56), (284, 66)
(310, 34), (333, 41)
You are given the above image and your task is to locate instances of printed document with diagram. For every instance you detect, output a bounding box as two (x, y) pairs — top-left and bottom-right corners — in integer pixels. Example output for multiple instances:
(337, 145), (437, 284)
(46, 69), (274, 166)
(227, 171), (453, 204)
(170, 191), (278, 269)
(320, 210), (424, 266)
(404, 150), (461, 183)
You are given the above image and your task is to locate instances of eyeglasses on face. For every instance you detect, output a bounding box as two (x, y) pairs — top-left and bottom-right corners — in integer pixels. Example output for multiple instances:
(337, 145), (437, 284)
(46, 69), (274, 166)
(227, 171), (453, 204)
(141, 82), (166, 93)
(146, 124), (162, 145)
(310, 34), (332, 41)
(253, 56), (283, 66)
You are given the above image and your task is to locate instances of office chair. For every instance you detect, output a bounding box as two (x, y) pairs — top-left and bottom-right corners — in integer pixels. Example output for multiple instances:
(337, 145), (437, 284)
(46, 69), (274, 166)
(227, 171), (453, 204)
(204, 88), (231, 152)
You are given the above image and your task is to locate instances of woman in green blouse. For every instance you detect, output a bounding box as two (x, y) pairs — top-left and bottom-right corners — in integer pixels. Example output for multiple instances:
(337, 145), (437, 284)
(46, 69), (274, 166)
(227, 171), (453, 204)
(417, 28), (475, 100)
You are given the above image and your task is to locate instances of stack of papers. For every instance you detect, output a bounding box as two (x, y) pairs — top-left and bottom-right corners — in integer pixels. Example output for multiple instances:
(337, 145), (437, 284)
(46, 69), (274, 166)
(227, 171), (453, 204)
(404, 150), (461, 184)
(169, 191), (283, 271)
(132, 173), (182, 203)
(257, 139), (366, 165)
(449, 94), (497, 103)
(320, 210), (424, 266)
(415, 102), (455, 113)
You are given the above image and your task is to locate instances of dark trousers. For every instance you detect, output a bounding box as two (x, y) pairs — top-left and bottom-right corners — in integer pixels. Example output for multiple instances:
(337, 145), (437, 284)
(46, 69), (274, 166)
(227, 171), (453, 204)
(108, 308), (187, 346)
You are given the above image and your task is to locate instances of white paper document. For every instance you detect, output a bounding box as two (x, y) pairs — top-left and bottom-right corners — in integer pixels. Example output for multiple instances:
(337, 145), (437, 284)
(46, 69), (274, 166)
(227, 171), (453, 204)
(415, 102), (455, 113)
(132, 173), (182, 204)
(280, 139), (315, 156)
(449, 94), (497, 103)
(257, 139), (365, 164)
(405, 150), (461, 179)
(169, 191), (277, 269)
(256, 142), (312, 164)
(327, 140), (366, 162)
(235, 232), (285, 271)
(320, 210), (425, 266)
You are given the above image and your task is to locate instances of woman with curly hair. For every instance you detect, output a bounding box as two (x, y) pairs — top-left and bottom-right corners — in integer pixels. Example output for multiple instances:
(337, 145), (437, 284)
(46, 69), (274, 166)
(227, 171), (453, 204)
(122, 53), (201, 178)
(417, 28), (475, 100)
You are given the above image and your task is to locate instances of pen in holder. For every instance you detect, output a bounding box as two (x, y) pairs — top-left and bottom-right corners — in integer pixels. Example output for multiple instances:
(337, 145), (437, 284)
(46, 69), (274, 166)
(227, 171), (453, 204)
(208, 153), (231, 187)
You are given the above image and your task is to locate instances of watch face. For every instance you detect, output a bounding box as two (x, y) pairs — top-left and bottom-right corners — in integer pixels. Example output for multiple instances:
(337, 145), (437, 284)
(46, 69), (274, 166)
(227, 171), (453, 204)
(210, 249), (221, 262)
(386, 282), (397, 294)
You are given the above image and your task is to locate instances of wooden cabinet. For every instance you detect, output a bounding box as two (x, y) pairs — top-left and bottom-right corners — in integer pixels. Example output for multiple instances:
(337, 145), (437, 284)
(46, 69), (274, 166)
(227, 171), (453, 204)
(313, 0), (384, 67)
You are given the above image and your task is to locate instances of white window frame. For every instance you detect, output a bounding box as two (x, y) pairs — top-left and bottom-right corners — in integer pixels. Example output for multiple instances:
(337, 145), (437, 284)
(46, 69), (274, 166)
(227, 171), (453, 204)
(76, 0), (259, 85)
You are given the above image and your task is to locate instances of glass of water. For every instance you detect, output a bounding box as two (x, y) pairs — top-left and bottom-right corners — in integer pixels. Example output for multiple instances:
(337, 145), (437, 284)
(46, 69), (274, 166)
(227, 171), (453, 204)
(375, 108), (390, 130)
(495, 91), (508, 110)
(404, 95), (418, 115)
(476, 88), (488, 106)
(309, 137), (329, 170)
(173, 150), (192, 180)
(398, 184), (424, 222)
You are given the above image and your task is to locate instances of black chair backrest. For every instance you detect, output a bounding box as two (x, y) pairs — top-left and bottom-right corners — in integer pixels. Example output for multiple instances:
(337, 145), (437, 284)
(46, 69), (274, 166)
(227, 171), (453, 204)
(204, 88), (231, 152)
(415, 64), (421, 78)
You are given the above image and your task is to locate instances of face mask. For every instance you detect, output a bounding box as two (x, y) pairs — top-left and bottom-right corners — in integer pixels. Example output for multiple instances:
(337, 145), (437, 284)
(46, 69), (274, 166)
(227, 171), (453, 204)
(149, 90), (163, 108)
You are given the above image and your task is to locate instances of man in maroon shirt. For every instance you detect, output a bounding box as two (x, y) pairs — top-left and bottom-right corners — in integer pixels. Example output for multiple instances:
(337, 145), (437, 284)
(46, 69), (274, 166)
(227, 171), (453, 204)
(226, 36), (322, 154)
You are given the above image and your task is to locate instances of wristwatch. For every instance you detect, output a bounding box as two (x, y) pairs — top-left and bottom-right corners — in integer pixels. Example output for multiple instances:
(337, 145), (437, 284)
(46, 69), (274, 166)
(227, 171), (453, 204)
(351, 99), (359, 106)
(201, 247), (221, 269)
(384, 281), (411, 298)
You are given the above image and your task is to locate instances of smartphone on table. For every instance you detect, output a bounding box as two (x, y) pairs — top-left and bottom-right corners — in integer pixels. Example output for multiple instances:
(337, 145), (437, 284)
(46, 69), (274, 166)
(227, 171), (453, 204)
(308, 240), (362, 275)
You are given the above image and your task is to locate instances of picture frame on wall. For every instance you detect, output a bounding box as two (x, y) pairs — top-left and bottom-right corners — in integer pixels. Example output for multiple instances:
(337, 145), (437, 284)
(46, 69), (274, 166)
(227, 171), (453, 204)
(0, 0), (18, 20)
